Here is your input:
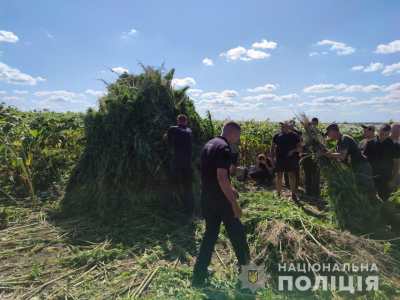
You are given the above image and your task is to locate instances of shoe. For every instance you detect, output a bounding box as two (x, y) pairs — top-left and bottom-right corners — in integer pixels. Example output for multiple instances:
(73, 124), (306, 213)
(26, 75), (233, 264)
(192, 274), (206, 287)
(292, 193), (299, 203)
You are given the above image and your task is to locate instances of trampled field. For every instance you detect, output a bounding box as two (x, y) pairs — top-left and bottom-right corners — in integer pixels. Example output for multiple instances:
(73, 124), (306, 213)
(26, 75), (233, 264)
(1, 70), (400, 299)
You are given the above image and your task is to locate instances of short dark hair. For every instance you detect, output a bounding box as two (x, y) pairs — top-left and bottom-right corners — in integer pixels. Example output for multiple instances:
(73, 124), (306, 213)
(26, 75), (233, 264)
(222, 120), (241, 134)
(177, 114), (187, 124)
(258, 154), (266, 160)
(311, 117), (319, 123)
(379, 123), (391, 132)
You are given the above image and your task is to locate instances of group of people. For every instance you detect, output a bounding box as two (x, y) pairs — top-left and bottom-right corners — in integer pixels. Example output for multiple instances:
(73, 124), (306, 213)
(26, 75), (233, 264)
(159, 114), (400, 286)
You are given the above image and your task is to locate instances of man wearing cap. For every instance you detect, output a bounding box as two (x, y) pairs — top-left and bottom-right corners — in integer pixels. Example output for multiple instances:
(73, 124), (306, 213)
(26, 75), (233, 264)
(359, 125), (375, 152)
(284, 120), (302, 189)
(270, 120), (302, 202)
(363, 123), (400, 201)
(315, 124), (378, 204)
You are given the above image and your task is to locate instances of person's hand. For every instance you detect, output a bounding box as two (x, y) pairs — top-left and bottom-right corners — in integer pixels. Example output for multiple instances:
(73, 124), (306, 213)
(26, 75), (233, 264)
(163, 134), (168, 142)
(232, 203), (242, 218)
(232, 188), (240, 199)
(287, 150), (293, 157)
(388, 180), (396, 189)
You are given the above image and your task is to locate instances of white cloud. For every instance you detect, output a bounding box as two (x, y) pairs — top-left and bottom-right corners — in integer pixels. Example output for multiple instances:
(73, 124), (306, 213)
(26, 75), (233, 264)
(252, 39), (277, 49)
(85, 89), (108, 97)
(201, 90), (239, 99)
(303, 83), (347, 93)
(31, 100), (63, 110)
(101, 70), (106, 73)
(220, 46), (247, 61)
(0, 51), (2, 56)
(314, 96), (357, 103)
(111, 67), (129, 74)
(314, 40), (355, 55)
(172, 77), (196, 87)
(13, 90), (28, 94)
(0, 62), (46, 85)
(246, 49), (270, 59)
(246, 84), (277, 92)
(378, 108), (391, 112)
(219, 46), (270, 61)
(375, 40), (400, 54)
(0, 31), (19, 43)
(309, 52), (319, 57)
(2, 96), (24, 101)
(364, 62), (383, 72)
(0, 91), (6, 94)
(242, 93), (299, 101)
(47, 33), (54, 38)
(382, 62), (400, 76)
(344, 85), (383, 92)
(351, 65), (364, 71)
(384, 83), (400, 92)
(202, 58), (214, 66)
(372, 104), (384, 108)
(34, 91), (78, 97)
(187, 89), (203, 94)
(129, 29), (137, 35)
(322, 51), (328, 55)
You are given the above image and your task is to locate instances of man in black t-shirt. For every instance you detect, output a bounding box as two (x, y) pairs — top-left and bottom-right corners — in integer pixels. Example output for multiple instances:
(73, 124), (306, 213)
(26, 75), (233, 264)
(316, 124), (379, 205)
(359, 124), (375, 152)
(193, 121), (250, 287)
(160, 115), (195, 219)
(364, 123), (400, 201)
(249, 154), (275, 184)
(270, 120), (302, 202)
(284, 120), (302, 189)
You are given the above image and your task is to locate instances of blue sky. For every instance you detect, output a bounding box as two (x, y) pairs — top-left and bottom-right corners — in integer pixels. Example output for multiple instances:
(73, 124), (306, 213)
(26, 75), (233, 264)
(0, 0), (400, 122)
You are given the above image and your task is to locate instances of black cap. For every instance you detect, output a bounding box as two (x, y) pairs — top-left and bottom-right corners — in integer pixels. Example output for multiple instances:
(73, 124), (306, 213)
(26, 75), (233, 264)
(361, 124), (375, 131)
(325, 123), (339, 135)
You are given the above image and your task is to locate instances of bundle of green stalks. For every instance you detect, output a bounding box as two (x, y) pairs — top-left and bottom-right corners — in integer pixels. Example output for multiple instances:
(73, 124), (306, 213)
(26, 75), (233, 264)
(297, 113), (378, 233)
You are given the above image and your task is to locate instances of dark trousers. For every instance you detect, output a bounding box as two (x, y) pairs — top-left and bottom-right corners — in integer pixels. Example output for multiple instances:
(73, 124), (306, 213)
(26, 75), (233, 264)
(249, 171), (275, 184)
(193, 201), (250, 277)
(354, 162), (379, 205)
(302, 158), (320, 196)
(160, 161), (195, 217)
(374, 175), (392, 202)
(285, 156), (300, 188)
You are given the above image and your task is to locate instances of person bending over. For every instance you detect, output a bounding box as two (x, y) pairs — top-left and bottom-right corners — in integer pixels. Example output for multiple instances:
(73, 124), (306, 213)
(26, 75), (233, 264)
(249, 154), (275, 184)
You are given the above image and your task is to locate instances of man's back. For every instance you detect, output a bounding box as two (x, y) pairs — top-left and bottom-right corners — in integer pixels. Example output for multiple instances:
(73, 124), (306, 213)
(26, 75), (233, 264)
(167, 125), (192, 160)
(364, 137), (400, 176)
(336, 134), (367, 168)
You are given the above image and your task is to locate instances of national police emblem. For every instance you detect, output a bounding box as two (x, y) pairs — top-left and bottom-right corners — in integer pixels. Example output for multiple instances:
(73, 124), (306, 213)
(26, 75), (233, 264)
(238, 262), (268, 293)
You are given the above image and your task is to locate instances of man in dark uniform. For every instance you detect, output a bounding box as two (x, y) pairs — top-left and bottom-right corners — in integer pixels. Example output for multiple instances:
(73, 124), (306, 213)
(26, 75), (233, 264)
(359, 124), (375, 152)
(302, 117), (323, 196)
(363, 123), (400, 201)
(270, 120), (302, 202)
(192, 121), (250, 286)
(284, 120), (302, 189)
(315, 124), (378, 204)
(160, 114), (195, 220)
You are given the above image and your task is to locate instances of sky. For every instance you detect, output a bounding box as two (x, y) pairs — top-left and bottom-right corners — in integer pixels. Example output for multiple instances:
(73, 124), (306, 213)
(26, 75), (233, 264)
(0, 0), (400, 123)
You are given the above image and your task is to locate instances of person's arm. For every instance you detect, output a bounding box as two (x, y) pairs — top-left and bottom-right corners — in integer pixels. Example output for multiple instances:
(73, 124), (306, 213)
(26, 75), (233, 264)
(217, 169), (242, 218)
(270, 142), (276, 167)
(316, 149), (348, 160)
(391, 159), (400, 181)
(163, 133), (169, 142)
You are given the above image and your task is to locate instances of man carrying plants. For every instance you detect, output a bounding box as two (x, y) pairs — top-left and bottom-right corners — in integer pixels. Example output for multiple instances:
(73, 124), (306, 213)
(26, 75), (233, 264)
(270, 120), (302, 203)
(315, 124), (379, 205)
(159, 114), (195, 221)
(363, 123), (400, 202)
(192, 121), (250, 287)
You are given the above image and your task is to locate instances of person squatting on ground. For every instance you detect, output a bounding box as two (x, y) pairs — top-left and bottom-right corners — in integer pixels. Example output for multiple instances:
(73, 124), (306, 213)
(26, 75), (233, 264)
(363, 123), (400, 202)
(270, 120), (302, 203)
(160, 114), (195, 220)
(315, 124), (379, 205)
(359, 124), (376, 152)
(229, 136), (241, 176)
(301, 117), (323, 197)
(284, 120), (302, 189)
(249, 154), (275, 184)
(192, 121), (250, 287)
